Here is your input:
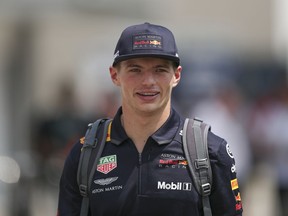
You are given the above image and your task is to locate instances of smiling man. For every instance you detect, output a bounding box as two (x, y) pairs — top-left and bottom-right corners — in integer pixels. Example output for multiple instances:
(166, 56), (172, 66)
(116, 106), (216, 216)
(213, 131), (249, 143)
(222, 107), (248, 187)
(110, 57), (181, 153)
(57, 22), (243, 216)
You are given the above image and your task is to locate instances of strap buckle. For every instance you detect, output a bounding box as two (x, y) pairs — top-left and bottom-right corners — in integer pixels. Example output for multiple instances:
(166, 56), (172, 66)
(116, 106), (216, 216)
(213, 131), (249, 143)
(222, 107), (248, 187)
(79, 184), (88, 197)
(201, 183), (211, 196)
(195, 158), (209, 169)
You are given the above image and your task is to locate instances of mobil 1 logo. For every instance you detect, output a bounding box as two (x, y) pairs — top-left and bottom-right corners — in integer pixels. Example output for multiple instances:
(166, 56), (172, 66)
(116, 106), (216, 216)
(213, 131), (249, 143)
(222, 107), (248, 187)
(157, 181), (192, 191)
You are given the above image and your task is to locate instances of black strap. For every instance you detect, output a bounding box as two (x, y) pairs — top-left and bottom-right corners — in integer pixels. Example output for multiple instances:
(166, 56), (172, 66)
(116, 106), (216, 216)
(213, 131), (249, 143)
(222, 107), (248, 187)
(77, 119), (102, 196)
(183, 118), (212, 216)
(77, 118), (111, 216)
(87, 119), (112, 192)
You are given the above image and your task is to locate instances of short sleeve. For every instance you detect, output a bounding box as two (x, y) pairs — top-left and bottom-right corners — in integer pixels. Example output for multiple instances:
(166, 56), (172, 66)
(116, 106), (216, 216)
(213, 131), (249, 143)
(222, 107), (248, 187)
(208, 132), (243, 216)
(57, 142), (83, 216)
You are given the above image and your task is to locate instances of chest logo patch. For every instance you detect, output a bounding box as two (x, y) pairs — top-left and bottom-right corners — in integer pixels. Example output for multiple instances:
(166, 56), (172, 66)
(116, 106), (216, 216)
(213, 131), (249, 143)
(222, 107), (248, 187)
(226, 144), (234, 158)
(94, 177), (118, 186)
(231, 178), (239, 190)
(157, 181), (192, 191)
(159, 154), (187, 169)
(97, 155), (117, 174)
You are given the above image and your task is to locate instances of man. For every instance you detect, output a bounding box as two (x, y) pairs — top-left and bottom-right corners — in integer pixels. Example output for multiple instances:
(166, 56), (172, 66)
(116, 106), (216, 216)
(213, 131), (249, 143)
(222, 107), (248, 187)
(57, 22), (243, 216)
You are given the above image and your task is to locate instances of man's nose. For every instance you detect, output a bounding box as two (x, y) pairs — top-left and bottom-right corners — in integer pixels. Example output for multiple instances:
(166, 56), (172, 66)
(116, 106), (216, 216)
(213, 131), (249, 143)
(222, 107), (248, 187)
(141, 71), (155, 85)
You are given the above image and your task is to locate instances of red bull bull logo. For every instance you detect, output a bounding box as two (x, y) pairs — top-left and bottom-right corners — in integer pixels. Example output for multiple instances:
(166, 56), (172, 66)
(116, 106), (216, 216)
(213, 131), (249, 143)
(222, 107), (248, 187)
(150, 40), (161, 45)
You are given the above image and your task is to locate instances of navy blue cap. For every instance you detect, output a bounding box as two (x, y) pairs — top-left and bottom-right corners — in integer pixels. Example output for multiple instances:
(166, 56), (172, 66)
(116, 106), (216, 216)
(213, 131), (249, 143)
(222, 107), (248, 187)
(113, 22), (180, 66)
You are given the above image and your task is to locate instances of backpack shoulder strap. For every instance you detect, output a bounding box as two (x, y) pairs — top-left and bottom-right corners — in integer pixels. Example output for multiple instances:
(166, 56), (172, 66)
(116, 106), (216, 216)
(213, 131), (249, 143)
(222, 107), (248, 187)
(77, 118), (112, 216)
(182, 117), (212, 216)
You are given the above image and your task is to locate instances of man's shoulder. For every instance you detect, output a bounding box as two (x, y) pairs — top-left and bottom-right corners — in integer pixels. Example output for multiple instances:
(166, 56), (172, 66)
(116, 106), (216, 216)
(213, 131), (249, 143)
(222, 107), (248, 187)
(207, 131), (225, 151)
(207, 131), (235, 167)
(65, 140), (83, 163)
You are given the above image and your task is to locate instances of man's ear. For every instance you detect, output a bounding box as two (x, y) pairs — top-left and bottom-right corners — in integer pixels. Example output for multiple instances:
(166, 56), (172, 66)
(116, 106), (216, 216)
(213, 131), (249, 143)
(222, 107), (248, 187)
(172, 66), (182, 87)
(109, 66), (120, 86)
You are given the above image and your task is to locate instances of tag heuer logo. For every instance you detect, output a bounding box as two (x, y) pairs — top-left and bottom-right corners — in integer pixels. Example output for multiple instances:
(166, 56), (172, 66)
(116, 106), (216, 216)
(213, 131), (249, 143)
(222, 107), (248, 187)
(97, 155), (117, 174)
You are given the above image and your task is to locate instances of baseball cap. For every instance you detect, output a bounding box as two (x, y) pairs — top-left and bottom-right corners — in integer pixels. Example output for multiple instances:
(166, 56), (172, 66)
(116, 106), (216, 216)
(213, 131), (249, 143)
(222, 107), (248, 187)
(112, 22), (180, 66)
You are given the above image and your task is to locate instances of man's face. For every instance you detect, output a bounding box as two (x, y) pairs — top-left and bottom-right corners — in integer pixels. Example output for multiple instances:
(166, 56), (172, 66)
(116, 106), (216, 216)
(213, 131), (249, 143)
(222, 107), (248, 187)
(110, 57), (182, 115)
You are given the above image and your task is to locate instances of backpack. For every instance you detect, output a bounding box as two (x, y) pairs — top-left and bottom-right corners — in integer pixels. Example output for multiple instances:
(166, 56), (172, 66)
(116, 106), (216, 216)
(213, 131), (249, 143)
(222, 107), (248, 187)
(77, 118), (213, 216)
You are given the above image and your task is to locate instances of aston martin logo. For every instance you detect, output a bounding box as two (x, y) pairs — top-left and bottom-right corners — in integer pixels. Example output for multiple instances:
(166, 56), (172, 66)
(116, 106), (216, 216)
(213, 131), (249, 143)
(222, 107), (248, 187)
(94, 177), (118, 186)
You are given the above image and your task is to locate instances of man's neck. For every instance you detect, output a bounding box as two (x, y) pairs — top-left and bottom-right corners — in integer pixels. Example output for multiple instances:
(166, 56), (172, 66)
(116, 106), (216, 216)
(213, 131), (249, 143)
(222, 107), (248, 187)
(121, 106), (170, 153)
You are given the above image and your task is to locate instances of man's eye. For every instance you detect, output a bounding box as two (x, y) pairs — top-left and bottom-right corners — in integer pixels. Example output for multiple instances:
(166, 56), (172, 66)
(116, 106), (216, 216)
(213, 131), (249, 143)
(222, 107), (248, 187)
(155, 68), (168, 73)
(129, 68), (141, 72)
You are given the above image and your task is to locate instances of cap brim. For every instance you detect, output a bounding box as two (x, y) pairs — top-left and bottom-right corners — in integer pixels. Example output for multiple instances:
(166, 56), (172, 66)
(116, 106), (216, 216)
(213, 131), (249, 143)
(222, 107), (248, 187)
(113, 53), (180, 66)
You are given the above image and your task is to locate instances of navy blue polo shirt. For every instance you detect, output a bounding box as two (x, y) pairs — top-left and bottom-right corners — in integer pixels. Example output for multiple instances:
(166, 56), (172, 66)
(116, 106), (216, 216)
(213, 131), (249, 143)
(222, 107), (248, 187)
(58, 107), (243, 216)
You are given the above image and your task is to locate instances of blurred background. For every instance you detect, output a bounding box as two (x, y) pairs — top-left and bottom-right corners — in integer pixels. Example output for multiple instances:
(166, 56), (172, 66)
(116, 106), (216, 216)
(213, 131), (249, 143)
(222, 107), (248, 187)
(0, 0), (287, 215)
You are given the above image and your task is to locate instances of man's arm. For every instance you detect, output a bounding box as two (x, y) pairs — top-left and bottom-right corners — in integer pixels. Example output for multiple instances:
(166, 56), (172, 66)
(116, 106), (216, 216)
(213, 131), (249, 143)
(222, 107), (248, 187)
(57, 142), (83, 216)
(208, 132), (243, 216)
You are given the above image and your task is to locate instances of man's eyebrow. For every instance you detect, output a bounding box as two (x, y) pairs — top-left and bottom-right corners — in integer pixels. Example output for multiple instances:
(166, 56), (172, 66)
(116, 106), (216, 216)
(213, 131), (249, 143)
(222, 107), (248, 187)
(126, 64), (142, 68)
(152, 64), (170, 69)
(124, 63), (170, 68)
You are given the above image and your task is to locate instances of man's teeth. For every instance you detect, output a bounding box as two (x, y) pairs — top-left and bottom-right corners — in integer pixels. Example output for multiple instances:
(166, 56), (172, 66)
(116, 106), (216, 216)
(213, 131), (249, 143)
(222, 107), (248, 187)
(141, 93), (156, 96)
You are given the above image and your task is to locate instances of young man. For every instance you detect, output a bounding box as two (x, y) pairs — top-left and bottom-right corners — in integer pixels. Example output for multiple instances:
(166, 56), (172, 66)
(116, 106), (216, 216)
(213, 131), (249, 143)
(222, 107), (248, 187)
(57, 22), (243, 216)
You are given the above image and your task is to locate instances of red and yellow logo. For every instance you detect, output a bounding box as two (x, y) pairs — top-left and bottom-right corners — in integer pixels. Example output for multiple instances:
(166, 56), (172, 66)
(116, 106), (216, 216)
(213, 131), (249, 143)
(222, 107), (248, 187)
(159, 159), (188, 165)
(231, 178), (239, 190)
(236, 202), (242, 211)
(235, 192), (243, 211)
(150, 40), (161, 45)
(235, 192), (241, 202)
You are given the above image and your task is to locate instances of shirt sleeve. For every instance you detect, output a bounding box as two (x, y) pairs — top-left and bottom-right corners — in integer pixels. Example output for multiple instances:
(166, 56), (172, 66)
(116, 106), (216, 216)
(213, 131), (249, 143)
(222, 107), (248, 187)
(208, 132), (243, 216)
(57, 142), (83, 216)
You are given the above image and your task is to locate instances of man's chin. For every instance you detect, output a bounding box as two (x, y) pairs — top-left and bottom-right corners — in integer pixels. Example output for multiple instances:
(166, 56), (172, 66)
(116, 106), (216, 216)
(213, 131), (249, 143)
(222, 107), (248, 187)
(136, 104), (163, 115)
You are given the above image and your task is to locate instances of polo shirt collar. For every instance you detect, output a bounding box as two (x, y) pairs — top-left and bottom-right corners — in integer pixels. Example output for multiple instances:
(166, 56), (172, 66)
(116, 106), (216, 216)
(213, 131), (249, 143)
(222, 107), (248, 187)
(110, 107), (181, 145)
